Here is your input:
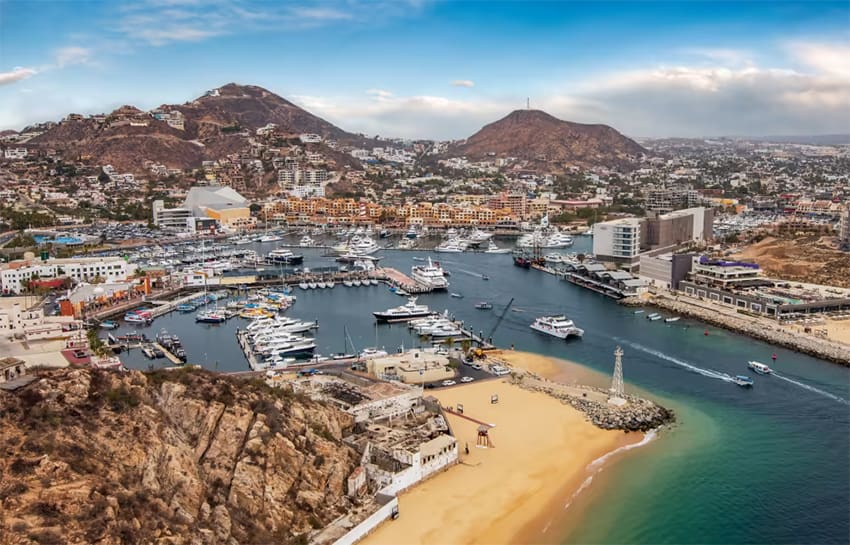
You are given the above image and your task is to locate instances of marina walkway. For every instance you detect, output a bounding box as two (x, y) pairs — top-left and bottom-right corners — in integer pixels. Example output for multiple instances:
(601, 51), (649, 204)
(379, 267), (432, 294)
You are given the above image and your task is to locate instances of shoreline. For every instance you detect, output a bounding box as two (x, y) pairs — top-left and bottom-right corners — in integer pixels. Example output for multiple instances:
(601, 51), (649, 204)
(621, 294), (850, 366)
(360, 351), (660, 545)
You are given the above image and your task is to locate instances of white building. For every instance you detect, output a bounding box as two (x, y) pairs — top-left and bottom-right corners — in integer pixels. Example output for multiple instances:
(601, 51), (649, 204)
(593, 218), (642, 269)
(152, 199), (194, 231)
(0, 299), (77, 341)
(299, 133), (323, 143)
(278, 168), (328, 198)
(0, 254), (138, 295)
(3, 148), (28, 160)
(840, 204), (850, 249)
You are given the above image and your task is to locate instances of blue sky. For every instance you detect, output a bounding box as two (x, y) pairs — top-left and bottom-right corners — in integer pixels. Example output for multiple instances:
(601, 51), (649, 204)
(1, 0), (848, 138)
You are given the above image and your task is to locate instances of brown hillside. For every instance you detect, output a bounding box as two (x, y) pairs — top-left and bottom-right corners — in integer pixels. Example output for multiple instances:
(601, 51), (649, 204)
(454, 109), (645, 168)
(0, 368), (358, 545)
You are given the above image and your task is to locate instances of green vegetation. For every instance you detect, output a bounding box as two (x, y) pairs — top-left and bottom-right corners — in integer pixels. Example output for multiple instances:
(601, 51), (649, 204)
(0, 208), (57, 230)
(4, 232), (36, 248)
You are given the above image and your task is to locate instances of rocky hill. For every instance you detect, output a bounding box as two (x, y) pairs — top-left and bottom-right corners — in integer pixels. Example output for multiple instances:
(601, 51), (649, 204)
(453, 109), (645, 168)
(0, 368), (358, 545)
(28, 84), (361, 172)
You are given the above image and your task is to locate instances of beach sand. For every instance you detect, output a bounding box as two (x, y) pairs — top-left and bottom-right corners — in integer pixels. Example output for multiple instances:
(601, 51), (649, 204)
(491, 349), (611, 387)
(360, 373), (640, 545)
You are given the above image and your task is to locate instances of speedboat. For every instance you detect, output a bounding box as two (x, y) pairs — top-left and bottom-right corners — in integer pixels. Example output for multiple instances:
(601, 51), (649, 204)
(360, 347), (389, 359)
(664, 317), (680, 323)
(484, 240), (511, 254)
(475, 302), (493, 310)
(99, 320), (119, 330)
(299, 235), (316, 247)
(450, 292), (464, 298)
(196, 309), (226, 324)
(733, 375), (754, 387)
(373, 297), (434, 322)
(747, 361), (773, 375)
(530, 315), (584, 339)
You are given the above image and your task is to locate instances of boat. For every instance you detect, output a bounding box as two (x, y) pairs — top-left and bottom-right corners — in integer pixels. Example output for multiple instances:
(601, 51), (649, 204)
(124, 311), (152, 324)
(450, 292), (464, 298)
(733, 375), (754, 387)
(664, 317), (680, 323)
(343, 280), (353, 287)
(484, 240), (511, 254)
(369, 279), (379, 286)
(373, 297), (434, 322)
(434, 239), (466, 253)
(353, 279), (362, 287)
(196, 309), (227, 323)
(141, 345), (157, 359)
(308, 282), (318, 289)
(258, 233), (284, 243)
(475, 302), (493, 310)
(648, 314), (663, 321)
(299, 282), (309, 290)
(99, 320), (119, 330)
(411, 257), (449, 290)
(634, 310), (645, 314)
(360, 347), (389, 359)
(481, 274), (489, 281)
(266, 248), (304, 265)
(412, 256), (426, 262)
(299, 235), (316, 247)
(530, 315), (584, 339)
(176, 303), (196, 313)
(747, 361), (773, 375)
(317, 281), (327, 289)
(513, 256), (531, 268)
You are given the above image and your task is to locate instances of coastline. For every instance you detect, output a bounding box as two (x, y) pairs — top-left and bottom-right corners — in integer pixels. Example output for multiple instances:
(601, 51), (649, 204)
(621, 294), (850, 366)
(360, 351), (657, 545)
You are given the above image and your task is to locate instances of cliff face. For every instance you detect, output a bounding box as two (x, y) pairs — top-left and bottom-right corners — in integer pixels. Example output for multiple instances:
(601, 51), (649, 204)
(0, 368), (358, 545)
(453, 109), (645, 168)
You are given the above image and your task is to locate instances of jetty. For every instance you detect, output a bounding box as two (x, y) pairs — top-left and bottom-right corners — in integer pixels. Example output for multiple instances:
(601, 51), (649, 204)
(152, 342), (183, 365)
(380, 267), (432, 294)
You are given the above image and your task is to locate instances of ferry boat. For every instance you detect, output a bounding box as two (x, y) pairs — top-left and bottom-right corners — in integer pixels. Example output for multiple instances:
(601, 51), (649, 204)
(411, 258), (449, 290)
(747, 361), (773, 375)
(373, 297), (434, 322)
(733, 375), (754, 387)
(530, 315), (584, 339)
(266, 248), (304, 265)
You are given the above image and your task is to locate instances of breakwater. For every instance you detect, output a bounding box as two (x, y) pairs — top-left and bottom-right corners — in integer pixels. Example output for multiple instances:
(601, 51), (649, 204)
(511, 373), (674, 432)
(621, 294), (850, 366)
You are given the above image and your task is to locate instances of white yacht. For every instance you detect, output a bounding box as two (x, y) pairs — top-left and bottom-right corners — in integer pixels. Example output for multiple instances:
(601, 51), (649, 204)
(373, 297), (434, 322)
(434, 239), (466, 253)
(747, 361), (773, 375)
(299, 235), (316, 247)
(465, 228), (492, 244)
(266, 248), (304, 265)
(530, 315), (584, 339)
(411, 258), (449, 290)
(259, 233), (284, 243)
(484, 240), (512, 254)
(351, 236), (380, 255)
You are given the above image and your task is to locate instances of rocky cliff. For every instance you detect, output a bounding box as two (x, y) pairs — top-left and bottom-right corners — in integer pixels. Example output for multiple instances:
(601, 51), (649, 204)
(0, 368), (359, 545)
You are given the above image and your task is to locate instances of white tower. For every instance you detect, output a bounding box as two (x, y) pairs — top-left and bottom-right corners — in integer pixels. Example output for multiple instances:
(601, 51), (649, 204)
(608, 346), (626, 406)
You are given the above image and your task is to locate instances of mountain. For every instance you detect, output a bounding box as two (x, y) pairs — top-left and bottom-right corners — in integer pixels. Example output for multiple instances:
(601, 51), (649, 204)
(452, 109), (645, 168)
(746, 134), (850, 146)
(0, 367), (358, 545)
(28, 83), (361, 172)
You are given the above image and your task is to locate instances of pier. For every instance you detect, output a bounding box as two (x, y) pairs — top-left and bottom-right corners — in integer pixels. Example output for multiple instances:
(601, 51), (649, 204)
(152, 342), (183, 365)
(380, 267), (432, 294)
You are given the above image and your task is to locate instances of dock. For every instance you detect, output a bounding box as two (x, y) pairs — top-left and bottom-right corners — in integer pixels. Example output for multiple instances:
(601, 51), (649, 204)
(152, 342), (183, 365)
(380, 267), (432, 294)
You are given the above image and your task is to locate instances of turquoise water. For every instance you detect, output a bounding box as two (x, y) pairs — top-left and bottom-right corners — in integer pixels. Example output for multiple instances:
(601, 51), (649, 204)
(111, 238), (850, 544)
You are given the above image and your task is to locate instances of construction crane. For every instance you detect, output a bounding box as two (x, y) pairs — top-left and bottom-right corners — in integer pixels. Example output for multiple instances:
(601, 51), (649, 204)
(485, 297), (514, 342)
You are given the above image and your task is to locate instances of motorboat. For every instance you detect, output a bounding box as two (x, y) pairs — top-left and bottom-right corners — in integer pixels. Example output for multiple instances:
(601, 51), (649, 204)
(475, 302), (493, 310)
(484, 240), (511, 254)
(299, 235), (316, 247)
(196, 309), (226, 323)
(481, 274), (489, 281)
(124, 310), (152, 324)
(360, 347), (389, 359)
(664, 317), (680, 323)
(530, 315), (584, 339)
(434, 239), (467, 253)
(450, 292), (464, 298)
(299, 282), (309, 290)
(733, 375), (754, 387)
(266, 248), (304, 265)
(747, 361), (773, 375)
(259, 233), (284, 243)
(373, 297), (434, 322)
(99, 320), (119, 330)
(411, 257), (449, 290)
(308, 282), (318, 289)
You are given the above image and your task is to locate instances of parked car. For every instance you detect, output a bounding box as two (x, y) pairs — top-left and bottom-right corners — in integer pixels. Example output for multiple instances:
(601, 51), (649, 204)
(460, 376), (474, 383)
(441, 379), (457, 387)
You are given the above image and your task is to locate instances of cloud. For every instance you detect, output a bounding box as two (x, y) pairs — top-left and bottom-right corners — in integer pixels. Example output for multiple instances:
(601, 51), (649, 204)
(290, 7), (352, 21)
(684, 48), (753, 67)
(450, 80), (475, 88)
(788, 41), (850, 78)
(366, 89), (394, 99)
(0, 67), (37, 86)
(55, 46), (93, 67)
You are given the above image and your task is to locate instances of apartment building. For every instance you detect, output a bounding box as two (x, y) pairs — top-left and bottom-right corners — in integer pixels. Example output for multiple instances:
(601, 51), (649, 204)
(592, 218), (642, 270)
(0, 254), (138, 295)
(3, 148), (29, 160)
(645, 187), (700, 214)
(642, 207), (713, 251)
(840, 204), (850, 249)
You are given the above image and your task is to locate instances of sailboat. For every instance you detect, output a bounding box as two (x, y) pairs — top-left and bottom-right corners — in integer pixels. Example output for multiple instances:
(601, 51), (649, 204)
(332, 325), (356, 360)
(196, 242), (226, 324)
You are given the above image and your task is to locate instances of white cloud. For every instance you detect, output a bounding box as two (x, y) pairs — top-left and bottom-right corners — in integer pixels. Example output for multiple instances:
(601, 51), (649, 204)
(788, 41), (850, 78)
(290, 7), (352, 21)
(0, 67), (37, 86)
(55, 46), (93, 67)
(450, 80), (475, 88)
(366, 89), (394, 99)
(684, 48), (753, 67)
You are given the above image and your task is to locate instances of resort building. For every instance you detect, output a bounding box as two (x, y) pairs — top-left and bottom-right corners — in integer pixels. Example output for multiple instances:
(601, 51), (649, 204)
(0, 253), (138, 295)
(592, 218), (642, 270)
(366, 349), (455, 384)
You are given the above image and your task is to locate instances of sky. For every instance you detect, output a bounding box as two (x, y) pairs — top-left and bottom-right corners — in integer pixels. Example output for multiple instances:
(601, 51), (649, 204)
(0, 0), (848, 139)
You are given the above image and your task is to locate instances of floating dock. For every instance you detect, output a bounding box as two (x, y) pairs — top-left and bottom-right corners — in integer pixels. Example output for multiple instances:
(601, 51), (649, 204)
(380, 267), (432, 294)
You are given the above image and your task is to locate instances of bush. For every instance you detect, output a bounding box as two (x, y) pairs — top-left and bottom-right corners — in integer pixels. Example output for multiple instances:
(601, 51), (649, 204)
(104, 387), (140, 412)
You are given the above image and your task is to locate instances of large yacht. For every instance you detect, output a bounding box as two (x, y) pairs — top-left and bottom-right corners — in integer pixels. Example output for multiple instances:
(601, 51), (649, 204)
(434, 239), (466, 253)
(484, 240), (511, 254)
(258, 233), (284, 243)
(265, 248), (304, 265)
(530, 315), (584, 339)
(411, 257), (450, 289)
(373, 297), (434, 322)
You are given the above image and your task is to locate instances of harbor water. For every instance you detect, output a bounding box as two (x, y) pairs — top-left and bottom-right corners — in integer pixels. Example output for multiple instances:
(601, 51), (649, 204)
(109, 237), (849, 544)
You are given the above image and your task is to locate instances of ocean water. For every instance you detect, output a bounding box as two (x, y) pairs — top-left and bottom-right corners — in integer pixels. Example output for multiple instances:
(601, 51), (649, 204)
(110, 237), (850, 544)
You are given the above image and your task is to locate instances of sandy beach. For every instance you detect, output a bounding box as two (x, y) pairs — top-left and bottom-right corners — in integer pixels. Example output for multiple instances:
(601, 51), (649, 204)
(360, 355), (643, 545)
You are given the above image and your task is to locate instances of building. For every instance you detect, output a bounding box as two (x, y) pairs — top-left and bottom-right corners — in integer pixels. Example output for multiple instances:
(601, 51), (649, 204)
(278, 168), (328, 198)
(645, 187), (700, 214)
(0, 298), (78, 341)
(366, 349), (455, 384)
(840, 204), (850, 250)
(0, 253), (138, 295)
(152, 200), (194, 231)
(638, 253), (695, 290)
(642, 207), (713, 251)
(3, 148), (28, 160)
(592, 218), (642, 270)
(183, 185), (253, 231)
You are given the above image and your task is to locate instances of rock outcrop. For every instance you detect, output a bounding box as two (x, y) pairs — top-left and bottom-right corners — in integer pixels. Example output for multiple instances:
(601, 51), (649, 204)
(0, 368), (359, 545)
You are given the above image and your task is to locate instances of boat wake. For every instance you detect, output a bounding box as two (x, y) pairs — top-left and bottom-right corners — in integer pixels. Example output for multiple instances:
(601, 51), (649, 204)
(614, 338), (735, 383)
(588, 428), (658, 469)
(772, 372), (849, 405)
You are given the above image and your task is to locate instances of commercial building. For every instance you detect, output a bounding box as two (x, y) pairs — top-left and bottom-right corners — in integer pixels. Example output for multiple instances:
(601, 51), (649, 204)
(183, 185), (253, 231)
(642, 207), (713, 251)
(638, 253), (696, 290)
(592, 218), (642, 270)
(840, 204), (850, 250)
(0, 253), (138, 295)
(366, 349), (455, 384)
(152, 200), (193, 231)
(645, 187), (701, 214)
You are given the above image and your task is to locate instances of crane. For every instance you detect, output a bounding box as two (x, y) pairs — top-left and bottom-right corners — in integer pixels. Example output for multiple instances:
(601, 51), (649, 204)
(485, 297), (514, 343)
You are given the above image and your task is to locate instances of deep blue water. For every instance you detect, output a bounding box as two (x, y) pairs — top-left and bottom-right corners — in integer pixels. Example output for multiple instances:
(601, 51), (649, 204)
(109, 236), (850, 544)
